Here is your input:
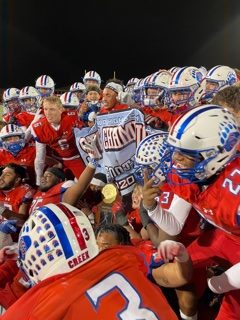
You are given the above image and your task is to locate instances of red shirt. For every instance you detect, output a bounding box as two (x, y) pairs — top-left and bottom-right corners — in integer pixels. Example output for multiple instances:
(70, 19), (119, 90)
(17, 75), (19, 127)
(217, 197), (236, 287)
(160, 183), (202, 246)
(3, 112), (35, 127)
(2, 246), (177, 320)
(0, 142), (36, 185)
(32, 111), (83, 159)
(0, 184), (35, 213)
(170, 158), (240, 237)
(29, 180), (74, 215)
(100, 103), (129, 114)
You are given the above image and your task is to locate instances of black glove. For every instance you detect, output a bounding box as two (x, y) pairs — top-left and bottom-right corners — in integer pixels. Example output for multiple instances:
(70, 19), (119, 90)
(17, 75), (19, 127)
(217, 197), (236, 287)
(139, 201), (153, 228)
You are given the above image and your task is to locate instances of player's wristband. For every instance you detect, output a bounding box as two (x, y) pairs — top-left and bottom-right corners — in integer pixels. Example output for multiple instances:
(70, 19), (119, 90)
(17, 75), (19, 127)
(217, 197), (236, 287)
(88, 158), (99, 169)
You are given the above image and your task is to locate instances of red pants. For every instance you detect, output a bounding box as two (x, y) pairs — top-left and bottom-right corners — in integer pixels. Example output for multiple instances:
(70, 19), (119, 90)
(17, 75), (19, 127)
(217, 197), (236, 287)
(62, 157), (86, 179)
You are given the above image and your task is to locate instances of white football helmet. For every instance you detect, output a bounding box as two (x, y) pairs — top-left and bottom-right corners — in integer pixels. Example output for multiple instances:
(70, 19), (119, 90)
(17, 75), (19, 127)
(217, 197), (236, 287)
(70, 82), (86, 92)
(35, 75), (55, 97)
(0, 124), (25, 155)
(141, 70), (172, 106)
(19, 86), (41, 114)
(167, 66), (204, 109)
(201, 65), (237, 102)
(198, 66), (208, 77)
(125, 78), (139, 93)
(168, 66), (180, 75)
(60, 92), (80, 109)
(132, 78), (145, 104)
(160, 105), (240, 183)
(83, 71), (101, 87)
(2, 88), (21, 114)
(70, 82), (86, 103)
(18, 203), (99, 284)
(134, 132), (168, 185)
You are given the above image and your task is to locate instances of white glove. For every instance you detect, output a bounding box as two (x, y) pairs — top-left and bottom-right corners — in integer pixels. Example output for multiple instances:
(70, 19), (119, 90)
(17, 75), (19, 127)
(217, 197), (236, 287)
(158, 240), (189, 263)
(208, 262), (240, 294)
(79, 132), (102, 160)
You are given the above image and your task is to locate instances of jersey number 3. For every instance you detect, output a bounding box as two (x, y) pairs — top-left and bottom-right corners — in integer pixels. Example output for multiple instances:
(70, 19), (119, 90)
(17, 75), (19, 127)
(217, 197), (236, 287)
(86, 272), (158, 319)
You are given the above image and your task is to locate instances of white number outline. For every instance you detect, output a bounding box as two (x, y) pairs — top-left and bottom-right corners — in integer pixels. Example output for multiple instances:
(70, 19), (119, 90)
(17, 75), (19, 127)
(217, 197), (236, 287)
(86, 272), (158, 319)
(222, 169), (240, 195)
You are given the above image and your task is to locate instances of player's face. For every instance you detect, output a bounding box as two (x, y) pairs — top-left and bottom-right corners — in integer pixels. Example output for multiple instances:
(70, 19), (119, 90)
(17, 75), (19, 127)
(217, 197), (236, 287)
(102, 88), (117, 110)
(3, 136), (21, 143)
(206, 81), (218, 92)
(171, 91), (189, 104)
(86, 91), (100, 102)
(6, 98), (20, 114)
(38, 88), (51, 97)
(172, 151), (195, 169)
(132, 185), (143, 209)
(96, 232), (119, 251)
(89, 184), (102, 192)
(0, 167), (19, 190)
(39, 171), (60, 191)
(43, 101), (63, 125)
(85, 80), (99, 87)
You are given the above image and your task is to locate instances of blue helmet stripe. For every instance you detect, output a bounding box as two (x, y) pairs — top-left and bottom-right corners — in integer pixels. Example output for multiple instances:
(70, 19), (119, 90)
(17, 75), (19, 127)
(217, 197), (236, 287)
(176, 105), (221, 140)
(174, 67), (187, 84)
(208, 65), (221, 76)
(40, 206), (74, 259)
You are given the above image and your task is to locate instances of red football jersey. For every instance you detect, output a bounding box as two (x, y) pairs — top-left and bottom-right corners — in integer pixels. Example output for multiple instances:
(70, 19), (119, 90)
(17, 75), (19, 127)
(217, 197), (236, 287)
(3, 112), (35, 127)
(170, 158), (240, 236)
(0, 184), (35, 213)
(32, 111), (82, 159)
(2, 246), (177, 320)
(160, 183), (202, 246)
(192, 157), (240, 236)
(29, 180), (74, 214)
(0, 143), (36, 185)
(100, 103), (129, 114)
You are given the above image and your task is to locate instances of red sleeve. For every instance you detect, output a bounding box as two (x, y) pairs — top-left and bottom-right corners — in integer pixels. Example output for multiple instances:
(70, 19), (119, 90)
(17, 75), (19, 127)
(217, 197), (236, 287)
(0, 260), (19, 288)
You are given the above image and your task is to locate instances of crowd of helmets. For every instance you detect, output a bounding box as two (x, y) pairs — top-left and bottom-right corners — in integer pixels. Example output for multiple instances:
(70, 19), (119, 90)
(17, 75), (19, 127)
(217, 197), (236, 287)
(0, 65), (239, 169)
(2, 66), (239, 123)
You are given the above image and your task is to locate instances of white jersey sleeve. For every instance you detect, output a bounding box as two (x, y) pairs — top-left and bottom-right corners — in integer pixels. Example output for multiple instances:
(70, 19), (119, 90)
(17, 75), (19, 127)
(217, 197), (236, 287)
(34, 142), (46, 186)
(148, 194), (192, 236)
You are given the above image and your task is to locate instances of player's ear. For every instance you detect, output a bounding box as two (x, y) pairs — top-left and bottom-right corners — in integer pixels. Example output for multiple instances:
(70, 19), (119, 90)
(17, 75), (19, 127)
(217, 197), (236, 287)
(15, 176), (22, 185)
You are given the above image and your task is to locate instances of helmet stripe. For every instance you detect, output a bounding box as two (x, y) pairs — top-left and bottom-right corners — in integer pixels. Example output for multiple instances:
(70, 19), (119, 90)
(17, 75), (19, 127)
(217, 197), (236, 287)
(174, 105), (221, 140)
(173, 67), (187, 85)
(40, 206), (74, 259)
(208, 65), (221, 76)
(40, 75), (44, 86)
(56, 203), (87, 250)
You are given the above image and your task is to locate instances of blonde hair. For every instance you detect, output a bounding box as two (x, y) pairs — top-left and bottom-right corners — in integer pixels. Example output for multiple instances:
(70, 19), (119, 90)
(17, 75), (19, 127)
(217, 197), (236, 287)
(43, 95), (63, 109)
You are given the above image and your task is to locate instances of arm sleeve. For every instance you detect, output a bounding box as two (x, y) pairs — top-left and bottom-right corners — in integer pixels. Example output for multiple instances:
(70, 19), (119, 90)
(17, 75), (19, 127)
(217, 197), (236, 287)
(34, 142), (46, 186)
(208, 262), (240, 294)
(148, 194), (192, 236)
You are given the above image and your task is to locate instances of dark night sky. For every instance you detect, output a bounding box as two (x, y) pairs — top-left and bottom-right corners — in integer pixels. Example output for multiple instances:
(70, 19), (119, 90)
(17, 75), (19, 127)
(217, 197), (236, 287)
(0, 0), (240, 89)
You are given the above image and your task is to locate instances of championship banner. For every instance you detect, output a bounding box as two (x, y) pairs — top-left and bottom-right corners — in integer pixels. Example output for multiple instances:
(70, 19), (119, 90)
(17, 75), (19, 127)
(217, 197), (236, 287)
(74, 108), (163, 195)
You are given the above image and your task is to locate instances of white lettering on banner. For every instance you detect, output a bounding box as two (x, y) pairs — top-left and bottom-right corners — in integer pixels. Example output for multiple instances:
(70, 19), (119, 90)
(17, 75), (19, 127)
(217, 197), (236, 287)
(102, 121), (145, 151)
(115, 175), (135, 192)
(106, 156), (135, 178)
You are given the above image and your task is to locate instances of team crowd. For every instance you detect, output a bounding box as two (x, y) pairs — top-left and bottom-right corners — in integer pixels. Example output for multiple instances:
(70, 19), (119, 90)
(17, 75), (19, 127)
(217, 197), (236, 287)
(0, 65), (239, 319)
